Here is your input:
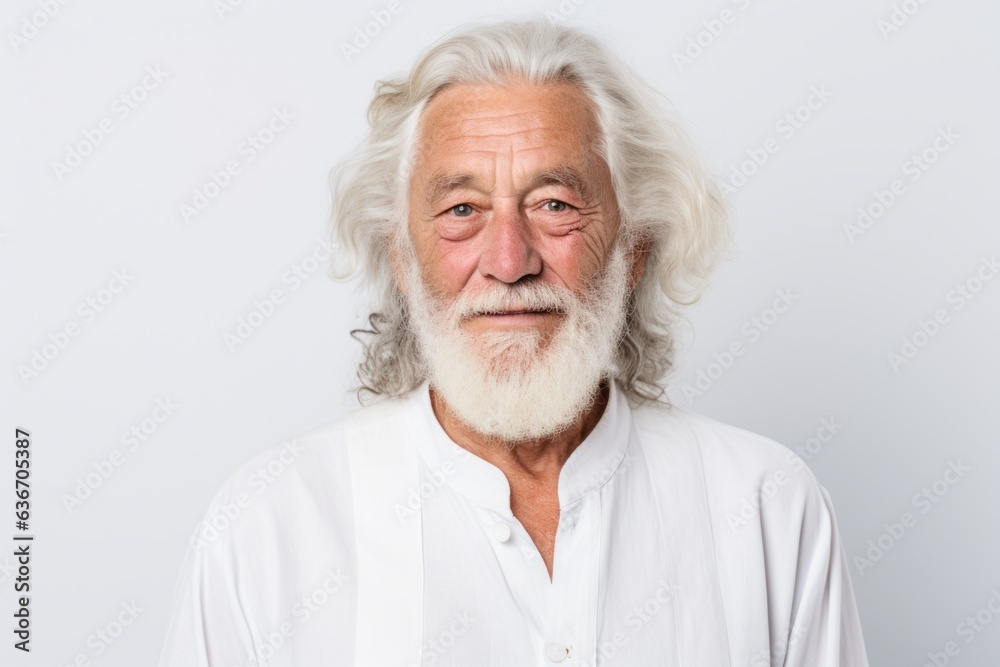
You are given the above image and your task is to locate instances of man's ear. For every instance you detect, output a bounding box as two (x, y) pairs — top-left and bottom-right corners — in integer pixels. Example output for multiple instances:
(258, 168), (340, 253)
(627, 238), (652, 291)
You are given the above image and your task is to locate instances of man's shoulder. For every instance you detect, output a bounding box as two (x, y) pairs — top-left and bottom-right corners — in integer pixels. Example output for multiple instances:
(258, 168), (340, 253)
(201, 395), (420, 518)
(633, 401), (796, 467)
(632, 400), (827, 506)
(239, 397), (413, 476)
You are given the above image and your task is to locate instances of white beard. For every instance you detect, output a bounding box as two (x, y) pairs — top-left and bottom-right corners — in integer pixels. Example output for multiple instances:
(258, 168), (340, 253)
(404, 242), (632, 443)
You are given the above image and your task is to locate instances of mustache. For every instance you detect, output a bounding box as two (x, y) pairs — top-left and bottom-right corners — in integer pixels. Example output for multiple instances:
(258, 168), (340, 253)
(449, 282), (575, 320)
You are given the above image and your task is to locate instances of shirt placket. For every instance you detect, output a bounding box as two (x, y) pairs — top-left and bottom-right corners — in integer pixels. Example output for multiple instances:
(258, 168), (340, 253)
(546, 493), (600, 666)
(473, 492), (601, 666)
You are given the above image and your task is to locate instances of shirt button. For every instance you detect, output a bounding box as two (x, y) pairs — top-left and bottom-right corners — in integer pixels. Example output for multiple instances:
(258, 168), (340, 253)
(545, 643), (569, 662)
(492, 521), (511, 542)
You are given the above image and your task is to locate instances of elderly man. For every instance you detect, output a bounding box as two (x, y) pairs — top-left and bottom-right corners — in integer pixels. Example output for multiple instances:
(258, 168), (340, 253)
(160, 19), (869, 667)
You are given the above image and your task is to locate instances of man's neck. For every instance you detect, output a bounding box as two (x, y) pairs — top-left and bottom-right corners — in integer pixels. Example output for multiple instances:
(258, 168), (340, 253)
(427, 381), (611, 484)
(428, 381), (610, 579)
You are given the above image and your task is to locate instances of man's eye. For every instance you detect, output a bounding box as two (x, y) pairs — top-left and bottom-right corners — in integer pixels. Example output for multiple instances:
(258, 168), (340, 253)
(450, 204), (474, 217)
(544, 200), (570, 212)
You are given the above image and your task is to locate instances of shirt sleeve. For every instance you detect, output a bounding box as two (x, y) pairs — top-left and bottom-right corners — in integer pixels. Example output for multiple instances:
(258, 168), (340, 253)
(778, 482), (870, 667)
(157, 501), (261, 666)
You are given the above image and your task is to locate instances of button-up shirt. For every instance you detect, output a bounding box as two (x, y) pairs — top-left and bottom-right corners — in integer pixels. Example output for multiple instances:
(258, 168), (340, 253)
(159, 380), (869, 666)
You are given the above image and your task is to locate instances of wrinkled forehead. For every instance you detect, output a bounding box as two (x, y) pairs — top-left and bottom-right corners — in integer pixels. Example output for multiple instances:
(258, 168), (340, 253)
(409, 79), (605, 178)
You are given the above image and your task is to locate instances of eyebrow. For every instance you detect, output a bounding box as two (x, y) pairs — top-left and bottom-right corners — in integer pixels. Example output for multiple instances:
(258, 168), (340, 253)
(423, 165), (594, 207)
(425, 172), (480, 207)
(532, 165), (593, 202)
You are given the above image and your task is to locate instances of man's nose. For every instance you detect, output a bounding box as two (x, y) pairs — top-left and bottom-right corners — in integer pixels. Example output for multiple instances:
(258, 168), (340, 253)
(477, 207), (542, 283)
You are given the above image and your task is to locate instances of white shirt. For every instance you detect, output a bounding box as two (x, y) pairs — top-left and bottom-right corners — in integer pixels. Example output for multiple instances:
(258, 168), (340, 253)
(158, 380), (869, 666)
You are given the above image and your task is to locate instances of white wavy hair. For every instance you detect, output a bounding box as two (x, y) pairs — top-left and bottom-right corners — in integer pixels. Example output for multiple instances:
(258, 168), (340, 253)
(326, 18), (731, 405)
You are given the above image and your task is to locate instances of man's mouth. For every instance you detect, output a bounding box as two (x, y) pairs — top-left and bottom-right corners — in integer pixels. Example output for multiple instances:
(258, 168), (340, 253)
(460, 308), (564, 325)
(475, 308), (562, 317)
(486, 309), (548, 315)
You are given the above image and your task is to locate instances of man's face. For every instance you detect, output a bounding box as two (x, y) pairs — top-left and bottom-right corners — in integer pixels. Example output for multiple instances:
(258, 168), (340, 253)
(404, 79), (625, 343)
(397, 79), (640, 441)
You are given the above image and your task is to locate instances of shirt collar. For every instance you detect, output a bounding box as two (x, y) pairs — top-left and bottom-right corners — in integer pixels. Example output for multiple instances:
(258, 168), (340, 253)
(411, 379), (632, 514)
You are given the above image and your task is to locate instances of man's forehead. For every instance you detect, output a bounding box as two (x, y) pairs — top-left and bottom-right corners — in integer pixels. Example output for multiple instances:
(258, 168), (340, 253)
(415, 80), (601, 153)
(423, 78), (597, 122)
(411, 81), (603, 192)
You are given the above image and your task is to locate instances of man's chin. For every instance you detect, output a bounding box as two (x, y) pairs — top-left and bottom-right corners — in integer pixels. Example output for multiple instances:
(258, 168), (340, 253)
(438, 385), (587, 444)
(461, 332), (542, 372)
(427, 339), (605, 442)
(437, 373), (601, 445)
(483, 358), (535, 380)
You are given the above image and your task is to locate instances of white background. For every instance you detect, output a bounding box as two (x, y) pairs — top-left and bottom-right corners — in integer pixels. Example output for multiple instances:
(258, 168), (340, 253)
(2, 0), (998, 665)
